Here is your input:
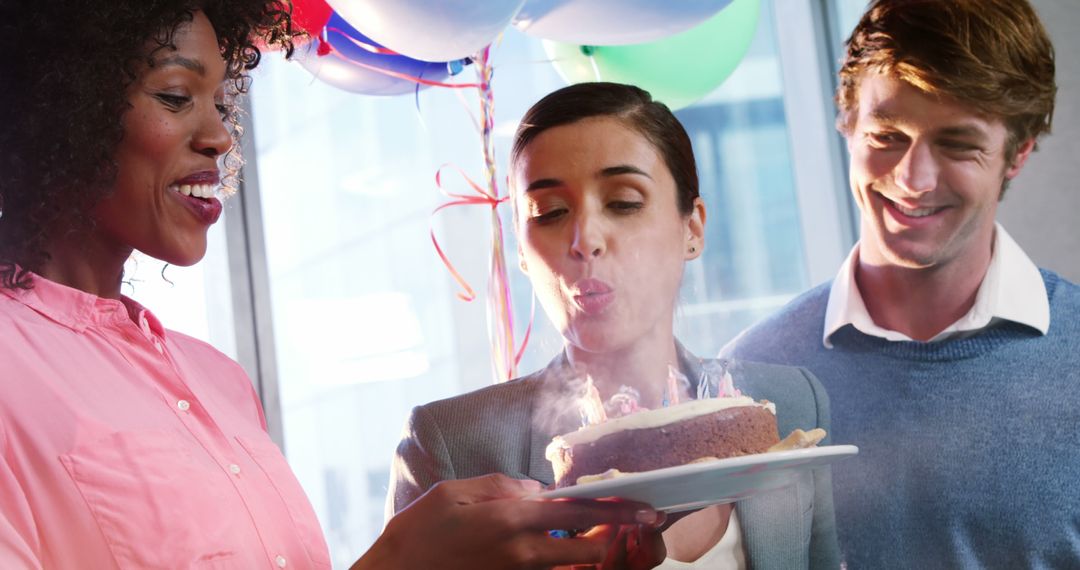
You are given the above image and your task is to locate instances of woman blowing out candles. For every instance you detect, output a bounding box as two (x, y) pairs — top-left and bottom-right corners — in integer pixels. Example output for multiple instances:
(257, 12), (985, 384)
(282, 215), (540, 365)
(389, 82), (841, 569)
(0, 2), (663, 568)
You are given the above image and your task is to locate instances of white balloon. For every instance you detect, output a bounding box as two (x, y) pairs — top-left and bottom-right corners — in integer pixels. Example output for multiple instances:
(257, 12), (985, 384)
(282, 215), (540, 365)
(514, 0), (733, 45)
(328, 0), (526, 62)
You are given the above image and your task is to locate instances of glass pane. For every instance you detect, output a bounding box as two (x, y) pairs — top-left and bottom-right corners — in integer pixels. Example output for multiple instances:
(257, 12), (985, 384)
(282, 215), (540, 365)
(674, 0), (808, 355)
(250, 1), (808, 565)
(124, 219), (237, 359)
(833, 0), (868, 48)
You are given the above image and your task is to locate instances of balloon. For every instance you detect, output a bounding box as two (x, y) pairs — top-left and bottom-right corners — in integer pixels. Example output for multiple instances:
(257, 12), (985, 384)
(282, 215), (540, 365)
(544, 0), (760, 110)
(255, 0), (330, 52)
(292, 0), (332, 36)
(514, 0), (732, 45)
(297, 13), (454, 96)
(326, 0), (526, 62)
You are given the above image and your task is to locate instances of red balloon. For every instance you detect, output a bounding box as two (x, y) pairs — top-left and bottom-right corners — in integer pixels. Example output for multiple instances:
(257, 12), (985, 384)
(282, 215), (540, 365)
(292, 0), (332, 36)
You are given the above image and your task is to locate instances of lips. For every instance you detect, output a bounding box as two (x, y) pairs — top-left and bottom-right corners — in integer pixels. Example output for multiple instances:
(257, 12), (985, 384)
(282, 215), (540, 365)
(170, 191), (222, 225)
(168, 170), (223, 225)
(572, 278), (615, 315)
(173, 170), (220, 186)
(879, 194), (948, 225)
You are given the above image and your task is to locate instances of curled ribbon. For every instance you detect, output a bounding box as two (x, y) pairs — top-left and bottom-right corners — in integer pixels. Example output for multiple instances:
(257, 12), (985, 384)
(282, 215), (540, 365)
(426, 46), (531, 382)
(429, 164), (534, 378)
(430, 164), (507, 302)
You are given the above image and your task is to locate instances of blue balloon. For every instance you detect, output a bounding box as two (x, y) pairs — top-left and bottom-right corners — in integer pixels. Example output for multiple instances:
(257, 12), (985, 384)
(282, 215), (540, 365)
(298, 13), (455, 96)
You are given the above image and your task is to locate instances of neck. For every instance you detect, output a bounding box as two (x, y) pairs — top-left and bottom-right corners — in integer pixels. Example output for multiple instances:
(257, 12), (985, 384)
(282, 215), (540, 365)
(855, 244), (992, 342)
(40, 230), (132, 300)
(565, 327), (679, 409)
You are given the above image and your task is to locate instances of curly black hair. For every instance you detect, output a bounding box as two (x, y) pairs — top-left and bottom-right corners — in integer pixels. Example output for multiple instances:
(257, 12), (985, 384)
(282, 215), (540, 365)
(0, 0), (299, 289)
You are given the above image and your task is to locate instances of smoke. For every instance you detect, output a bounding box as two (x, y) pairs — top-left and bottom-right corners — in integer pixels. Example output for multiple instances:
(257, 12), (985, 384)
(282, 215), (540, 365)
(531, 362), (592, 436)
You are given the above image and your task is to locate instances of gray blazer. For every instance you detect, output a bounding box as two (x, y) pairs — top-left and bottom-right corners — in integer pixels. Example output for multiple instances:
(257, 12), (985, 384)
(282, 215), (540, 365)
(388, 343), (840, 569)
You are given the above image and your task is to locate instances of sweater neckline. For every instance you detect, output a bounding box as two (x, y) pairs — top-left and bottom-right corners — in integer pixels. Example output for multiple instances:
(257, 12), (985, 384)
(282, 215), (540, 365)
(828, 270), (1062, 362)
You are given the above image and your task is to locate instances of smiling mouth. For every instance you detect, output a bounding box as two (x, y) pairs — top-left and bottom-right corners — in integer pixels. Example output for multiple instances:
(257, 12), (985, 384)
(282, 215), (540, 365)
(881, 196), (947, 219)
(168, 183), (217, 200)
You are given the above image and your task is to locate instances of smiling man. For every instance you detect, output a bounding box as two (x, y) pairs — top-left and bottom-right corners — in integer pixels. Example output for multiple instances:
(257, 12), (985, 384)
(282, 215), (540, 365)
(722, 0), (1080, 567)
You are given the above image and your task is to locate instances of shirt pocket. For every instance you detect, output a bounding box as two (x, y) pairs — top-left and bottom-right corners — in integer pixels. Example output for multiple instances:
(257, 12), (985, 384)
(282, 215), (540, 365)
(60, 431), (240, 569)
(236, 436), (332, 568)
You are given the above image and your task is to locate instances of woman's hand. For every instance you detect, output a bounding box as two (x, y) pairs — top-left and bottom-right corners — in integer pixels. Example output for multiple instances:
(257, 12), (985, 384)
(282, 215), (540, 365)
(554, 522), (667, 570)
(353, 473), (663, 570)
(604, 524), (666, 570)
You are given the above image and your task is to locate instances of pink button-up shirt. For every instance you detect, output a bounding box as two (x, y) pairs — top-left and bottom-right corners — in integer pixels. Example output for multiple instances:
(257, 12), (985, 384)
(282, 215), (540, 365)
(0, 273), (331, 569)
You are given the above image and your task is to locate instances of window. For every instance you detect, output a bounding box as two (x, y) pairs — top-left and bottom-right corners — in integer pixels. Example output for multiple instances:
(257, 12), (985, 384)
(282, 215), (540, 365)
(124, 222), (237, 359)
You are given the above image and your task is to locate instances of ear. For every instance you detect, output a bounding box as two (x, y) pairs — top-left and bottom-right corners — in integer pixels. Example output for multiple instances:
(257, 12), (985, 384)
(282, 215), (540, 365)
(1005, 138), (1036, 180)
(684, 197), (706, 261)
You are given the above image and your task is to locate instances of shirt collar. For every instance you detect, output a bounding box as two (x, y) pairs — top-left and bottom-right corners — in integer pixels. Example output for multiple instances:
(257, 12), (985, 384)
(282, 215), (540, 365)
(1, 270), (166, 338)
(823, 223), (1049, 347)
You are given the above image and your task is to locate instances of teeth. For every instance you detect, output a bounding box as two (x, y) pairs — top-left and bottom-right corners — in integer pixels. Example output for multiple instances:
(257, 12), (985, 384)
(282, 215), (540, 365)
(894, 202), (939, 218)
(170, 184), (217, 199)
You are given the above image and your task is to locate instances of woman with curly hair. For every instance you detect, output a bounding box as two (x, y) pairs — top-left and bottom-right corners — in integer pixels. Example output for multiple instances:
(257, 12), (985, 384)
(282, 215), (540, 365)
(0, 2), (664, 568)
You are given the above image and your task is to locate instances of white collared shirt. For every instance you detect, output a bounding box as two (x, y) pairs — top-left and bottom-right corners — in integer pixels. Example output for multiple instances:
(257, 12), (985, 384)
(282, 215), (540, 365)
(655, 508), (746, 569)
(823, 223), (1049, 347)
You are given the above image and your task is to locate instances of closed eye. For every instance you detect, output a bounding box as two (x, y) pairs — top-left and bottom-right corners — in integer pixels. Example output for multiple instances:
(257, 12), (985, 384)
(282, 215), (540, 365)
(939, 140), (979, 152)
(529, 208), (567, 224)
(867, 131), (907, 147)
(155, 93), (191, 110)
(608, 201), (644, 213)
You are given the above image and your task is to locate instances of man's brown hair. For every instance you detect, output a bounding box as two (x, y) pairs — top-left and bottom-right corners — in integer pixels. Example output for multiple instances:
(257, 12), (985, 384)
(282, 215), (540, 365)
(836, 0), (1056, 160)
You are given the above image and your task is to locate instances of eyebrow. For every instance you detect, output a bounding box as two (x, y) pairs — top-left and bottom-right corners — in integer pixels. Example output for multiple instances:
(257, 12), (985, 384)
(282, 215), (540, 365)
(524, 164), (653, 193)
(869, 110), (990, 140)
(869, 109), (898, 124)
(937, 125), (990, 141)
(154, 55), (206, 76)
(600, 165), (653, 180)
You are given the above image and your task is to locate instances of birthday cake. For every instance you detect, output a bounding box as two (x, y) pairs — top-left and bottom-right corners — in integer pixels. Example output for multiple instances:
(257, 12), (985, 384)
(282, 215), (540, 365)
(546, 395), (781, 488)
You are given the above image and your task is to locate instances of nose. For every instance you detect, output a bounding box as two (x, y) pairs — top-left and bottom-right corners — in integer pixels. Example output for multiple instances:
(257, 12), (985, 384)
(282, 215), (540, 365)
(193, 102), (233, 159)
(570, 208), (606, 261)
(893, 141), (937, 195)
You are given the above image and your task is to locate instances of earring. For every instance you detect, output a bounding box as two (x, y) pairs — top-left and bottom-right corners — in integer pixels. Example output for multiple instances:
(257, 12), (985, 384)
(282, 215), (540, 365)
(689, 246), (696, 253)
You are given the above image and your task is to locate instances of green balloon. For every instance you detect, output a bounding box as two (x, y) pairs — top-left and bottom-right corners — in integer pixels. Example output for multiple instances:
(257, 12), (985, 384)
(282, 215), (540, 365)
(544, 0), (760, 110)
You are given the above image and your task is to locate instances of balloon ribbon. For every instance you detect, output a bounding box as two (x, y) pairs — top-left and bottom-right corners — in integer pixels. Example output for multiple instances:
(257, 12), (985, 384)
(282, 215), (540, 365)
(429, 46), (532, 382)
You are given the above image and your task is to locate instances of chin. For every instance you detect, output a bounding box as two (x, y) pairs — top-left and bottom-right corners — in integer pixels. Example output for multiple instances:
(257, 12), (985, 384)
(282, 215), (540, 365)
(167, 256), (205, 268)
(880, 242), (941, 269)
(142, 244), (208, 267)
(565, 327), (628, 355)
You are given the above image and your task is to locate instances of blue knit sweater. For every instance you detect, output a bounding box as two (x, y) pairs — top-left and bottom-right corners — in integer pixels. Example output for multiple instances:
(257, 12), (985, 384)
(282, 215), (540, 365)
(722, 269), (1080, 569)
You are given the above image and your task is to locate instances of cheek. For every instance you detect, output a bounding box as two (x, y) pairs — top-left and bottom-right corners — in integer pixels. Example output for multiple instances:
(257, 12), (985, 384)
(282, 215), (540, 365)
(947, 166), (999, 204)
(520, 243), (560, 287)
(117, 114), (181, 174)
(855, 151), (894, 182)
(624, 232), (685, 288)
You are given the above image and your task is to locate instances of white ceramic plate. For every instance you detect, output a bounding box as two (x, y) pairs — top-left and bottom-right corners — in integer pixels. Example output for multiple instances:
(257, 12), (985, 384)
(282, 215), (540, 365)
(537, 445), (858, 513)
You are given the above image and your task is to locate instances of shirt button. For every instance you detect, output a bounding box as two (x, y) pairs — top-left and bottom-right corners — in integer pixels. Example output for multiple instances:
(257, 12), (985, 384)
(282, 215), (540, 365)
(275, 555), (287, 567)
(177, 400), (191, 411)
(229, 464), (241, 475)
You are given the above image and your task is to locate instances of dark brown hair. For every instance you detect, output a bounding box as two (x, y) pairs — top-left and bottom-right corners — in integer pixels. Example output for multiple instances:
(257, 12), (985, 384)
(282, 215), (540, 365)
(836, 0), (1056, 160)
(510, 82), (699, 216)
(0, 0), (298, 288)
